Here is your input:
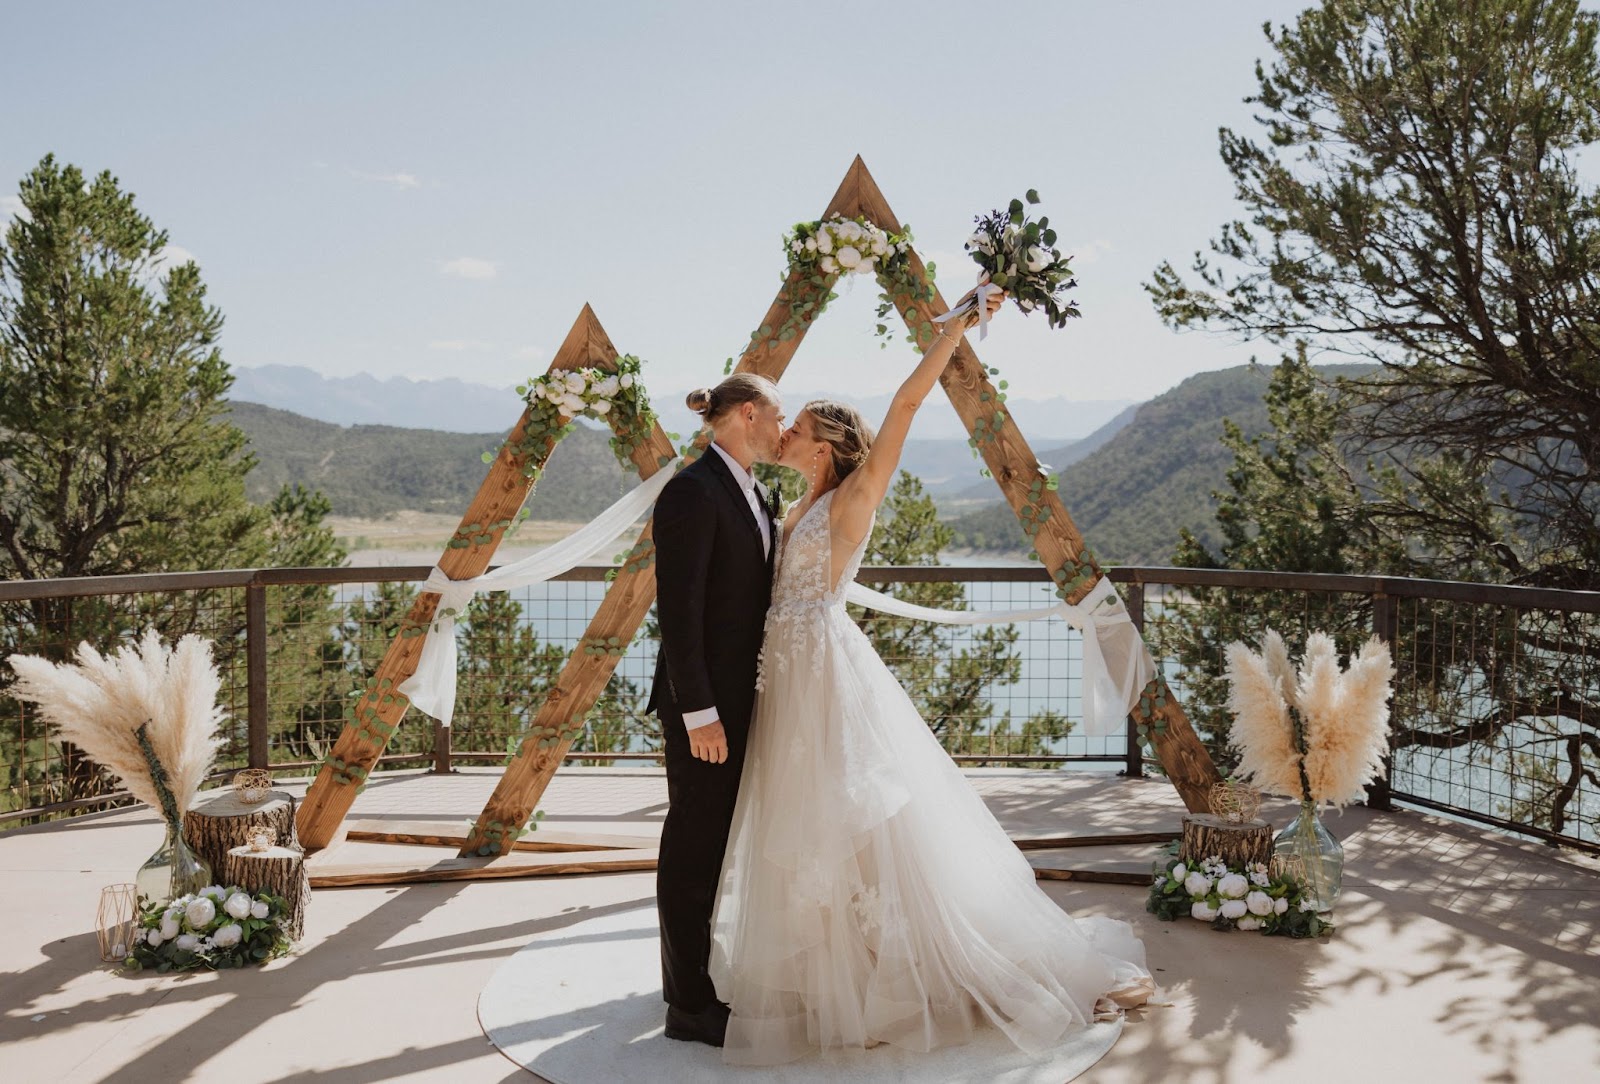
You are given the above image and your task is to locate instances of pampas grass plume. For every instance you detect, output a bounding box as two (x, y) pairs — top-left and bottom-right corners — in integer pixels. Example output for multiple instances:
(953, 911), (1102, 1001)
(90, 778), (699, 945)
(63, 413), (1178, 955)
(1224, 639), (1304, 799)
(5, 630), (225, 816)
(1304, 635), (1395, 805)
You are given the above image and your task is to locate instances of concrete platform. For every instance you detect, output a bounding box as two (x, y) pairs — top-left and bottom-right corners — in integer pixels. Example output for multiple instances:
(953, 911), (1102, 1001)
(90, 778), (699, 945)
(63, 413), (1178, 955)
(2, 769), (1597, 1083)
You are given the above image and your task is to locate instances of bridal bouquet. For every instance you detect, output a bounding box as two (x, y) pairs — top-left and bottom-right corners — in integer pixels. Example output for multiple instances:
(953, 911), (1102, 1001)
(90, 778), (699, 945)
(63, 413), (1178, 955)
(125, 883), (293, 972)
(936, 190), (1080, 338)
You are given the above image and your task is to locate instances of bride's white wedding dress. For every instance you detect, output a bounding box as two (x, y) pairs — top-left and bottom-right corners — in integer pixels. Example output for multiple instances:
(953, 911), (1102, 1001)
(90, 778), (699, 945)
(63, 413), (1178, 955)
(708, 490), (1155, 1066)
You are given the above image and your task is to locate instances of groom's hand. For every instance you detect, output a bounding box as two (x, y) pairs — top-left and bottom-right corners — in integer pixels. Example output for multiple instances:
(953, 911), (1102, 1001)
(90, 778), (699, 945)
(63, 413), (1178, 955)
(688, 720), (729, 764)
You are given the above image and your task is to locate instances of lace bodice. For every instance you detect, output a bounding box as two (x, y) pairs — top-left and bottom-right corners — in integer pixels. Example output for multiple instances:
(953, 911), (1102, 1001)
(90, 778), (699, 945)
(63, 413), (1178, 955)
(769, 490), (872, 620)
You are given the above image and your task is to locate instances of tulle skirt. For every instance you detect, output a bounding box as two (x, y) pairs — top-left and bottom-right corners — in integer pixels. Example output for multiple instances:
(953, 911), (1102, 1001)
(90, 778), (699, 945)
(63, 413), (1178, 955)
(708, 605), (1153, 1066)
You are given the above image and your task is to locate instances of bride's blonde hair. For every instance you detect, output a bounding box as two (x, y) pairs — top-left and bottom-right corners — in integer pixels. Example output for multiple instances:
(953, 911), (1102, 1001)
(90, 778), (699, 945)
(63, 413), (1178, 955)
(803, 400), (875, 482)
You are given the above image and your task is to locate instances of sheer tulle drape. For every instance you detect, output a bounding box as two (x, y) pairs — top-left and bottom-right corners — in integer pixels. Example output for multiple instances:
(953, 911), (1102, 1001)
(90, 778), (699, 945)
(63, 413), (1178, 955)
(709, 492), (1153, 1066)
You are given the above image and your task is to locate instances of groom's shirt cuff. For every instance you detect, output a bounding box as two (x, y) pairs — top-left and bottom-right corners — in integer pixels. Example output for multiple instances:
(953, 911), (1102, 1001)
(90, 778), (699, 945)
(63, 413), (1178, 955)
(682, 707), (719, 730)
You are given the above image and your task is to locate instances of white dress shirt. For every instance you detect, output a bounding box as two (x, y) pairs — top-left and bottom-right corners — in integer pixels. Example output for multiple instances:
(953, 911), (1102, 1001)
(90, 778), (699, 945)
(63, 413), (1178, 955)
(682, 442), (770, 732)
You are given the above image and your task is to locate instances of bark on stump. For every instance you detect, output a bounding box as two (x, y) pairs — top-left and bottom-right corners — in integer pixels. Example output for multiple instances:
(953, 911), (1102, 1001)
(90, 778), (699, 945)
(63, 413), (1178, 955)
(184, 789), (297, 881)
(222, 844), (310, 940)
(1178, 814), (1274, 869)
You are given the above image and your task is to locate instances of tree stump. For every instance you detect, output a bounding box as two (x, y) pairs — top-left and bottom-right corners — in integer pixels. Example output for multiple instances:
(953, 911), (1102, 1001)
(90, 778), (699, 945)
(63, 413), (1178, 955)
(1178, 813), (1274, 869)
(222, 844), (310, 940)
(184, 789), (298, 880)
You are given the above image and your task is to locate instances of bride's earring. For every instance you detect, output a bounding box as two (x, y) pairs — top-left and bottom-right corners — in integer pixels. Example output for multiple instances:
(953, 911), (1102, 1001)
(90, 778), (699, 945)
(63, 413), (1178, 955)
(810, 450), (821, 491)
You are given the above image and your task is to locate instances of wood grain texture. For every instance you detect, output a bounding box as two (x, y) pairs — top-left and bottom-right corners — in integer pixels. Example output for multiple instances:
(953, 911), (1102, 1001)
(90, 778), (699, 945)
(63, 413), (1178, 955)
(345, 820), (655, 853)
(222, 844), (311, 939)
(306, 847), (659, 888)
(185, 790), (297, 879)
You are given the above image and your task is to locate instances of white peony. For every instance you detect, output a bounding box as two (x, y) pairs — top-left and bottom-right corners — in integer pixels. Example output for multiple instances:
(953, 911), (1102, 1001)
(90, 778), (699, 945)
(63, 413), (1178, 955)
(835, 246), (861, 270)
(185, 897), (216, 929)
(158, 913), (180, 940)
(619, 372), (635, 389)
(591, 399), (612, 414)
(250, 901), (270, 920)
(818, 255), (838, 274)
(560, 395), (585, 416)
(1216, 873), (1249, 899)
(1183, 872), (1213, 898)
(593, 375), (620, 397)
(146, 930), (164, 948)
(1169, 862), (1187, 882)
(804, 237), (817, 253)
(1219, 899), (1248, 920)
(174, 933), (200, 953)
(225, 892), (254, 920)
(871, 237), (888, 256)
(1026, 247), (1048, 272)
(816, 232), (833, 254)
(563, 371), (586, 393)
(200, 885), (228, 902)
(1246, 891), (1275, 917)
(1190, 900), (1218, 921)
(1274, 897), (1289, 915)
(1237, 916), (1263, 931)
(212, 924), (243, 949)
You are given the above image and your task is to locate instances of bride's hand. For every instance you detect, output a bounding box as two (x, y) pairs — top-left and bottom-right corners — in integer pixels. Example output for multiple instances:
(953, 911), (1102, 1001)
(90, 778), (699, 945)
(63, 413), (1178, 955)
(945, 282), (1007, 331)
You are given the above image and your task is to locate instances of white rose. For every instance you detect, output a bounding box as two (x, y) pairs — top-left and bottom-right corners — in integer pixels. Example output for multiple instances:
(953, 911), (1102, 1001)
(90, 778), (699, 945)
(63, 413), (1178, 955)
(174, 933), (200, 953)
(816, 232), (833, 254)
(619, 372), (635, 389)
(200, 885), (228, 901)
(146, 930), (164, 948)
(1216, 873), (1249, 899)
(1190, 900), (1218, 921)
(594, 375), (620, 397)
(835, 246), (861, 270)
(560, 395), (585, 416)
(1183, 872), (1213, 898)
(1026, 247), (1048, 272)
(591, 399), (612, 414)
(804, 237), (817, 253)
(159, 915), (181, 941)
(563, 371), (586, 393)
(859, 257), (876, 274)
(1237, 916), (1262, 931)
(225, 892), (253, 920)
(1274, 897), (1289, 915)
(870, 237), (887, 256)
(1246, 891), (1275, 917)
(818, 255), (838, 274)
(250, 901), (270, 920)
(1169, 862), (1187, 882)
(1219, 899), (1248, 920)
(212, 924), (244, 949)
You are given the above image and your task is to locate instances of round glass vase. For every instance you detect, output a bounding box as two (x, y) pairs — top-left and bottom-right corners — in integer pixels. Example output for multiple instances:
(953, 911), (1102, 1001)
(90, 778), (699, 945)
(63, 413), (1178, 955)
(135, 823), (212, 909)
(1273, 799), (1344, 913)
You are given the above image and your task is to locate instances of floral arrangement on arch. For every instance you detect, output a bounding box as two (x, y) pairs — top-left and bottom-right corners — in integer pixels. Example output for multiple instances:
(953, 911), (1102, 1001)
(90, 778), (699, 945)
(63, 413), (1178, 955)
(494, 353), (662, 486)
(1146, 850), (1330, 938)
(126, 883), (293, 972)
(773, 213), (935, 351)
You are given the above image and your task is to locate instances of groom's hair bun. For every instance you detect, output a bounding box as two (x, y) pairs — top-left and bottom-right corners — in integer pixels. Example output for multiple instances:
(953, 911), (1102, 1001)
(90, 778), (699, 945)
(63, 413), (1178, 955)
(688, 374), (780, 423)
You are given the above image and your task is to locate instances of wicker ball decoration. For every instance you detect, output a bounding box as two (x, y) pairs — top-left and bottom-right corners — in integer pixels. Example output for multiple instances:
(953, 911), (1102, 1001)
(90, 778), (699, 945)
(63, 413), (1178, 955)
(1209, 780), (1263, 824)
(232, 769), (273, 804)
(97, 883), (138, 962)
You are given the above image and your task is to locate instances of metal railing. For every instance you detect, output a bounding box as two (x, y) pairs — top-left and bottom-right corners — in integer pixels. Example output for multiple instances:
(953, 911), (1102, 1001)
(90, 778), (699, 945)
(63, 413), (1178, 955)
(2, 564), (1597, 853)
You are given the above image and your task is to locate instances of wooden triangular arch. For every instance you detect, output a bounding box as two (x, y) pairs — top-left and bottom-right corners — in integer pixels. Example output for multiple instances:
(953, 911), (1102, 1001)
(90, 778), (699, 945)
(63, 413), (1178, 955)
(295, 159), (1221, 873)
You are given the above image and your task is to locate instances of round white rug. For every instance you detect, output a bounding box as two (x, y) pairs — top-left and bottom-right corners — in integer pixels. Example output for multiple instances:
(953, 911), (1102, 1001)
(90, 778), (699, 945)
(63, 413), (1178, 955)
(478, 902), (1123, 1083)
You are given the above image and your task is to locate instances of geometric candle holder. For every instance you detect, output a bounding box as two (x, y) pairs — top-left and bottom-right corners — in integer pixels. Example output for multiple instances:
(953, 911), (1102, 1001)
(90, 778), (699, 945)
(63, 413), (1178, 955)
(97, 883), (139, 962)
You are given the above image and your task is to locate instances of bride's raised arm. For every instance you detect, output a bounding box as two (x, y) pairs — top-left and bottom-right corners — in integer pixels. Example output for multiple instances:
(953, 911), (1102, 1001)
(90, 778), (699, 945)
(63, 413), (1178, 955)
(831, 286), (1005, 544)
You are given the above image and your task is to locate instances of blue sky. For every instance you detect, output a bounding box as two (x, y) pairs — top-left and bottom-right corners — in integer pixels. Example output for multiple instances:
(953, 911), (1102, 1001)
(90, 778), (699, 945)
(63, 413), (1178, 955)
(2, 0), (1312, 420)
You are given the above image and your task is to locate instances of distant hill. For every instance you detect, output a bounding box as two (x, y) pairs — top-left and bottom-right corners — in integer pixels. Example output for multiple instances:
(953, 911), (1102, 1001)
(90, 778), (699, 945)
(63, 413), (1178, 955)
(953, 403), (1139, 501)
(946, 364), (1378, 563)
(230, 402), (639, 520)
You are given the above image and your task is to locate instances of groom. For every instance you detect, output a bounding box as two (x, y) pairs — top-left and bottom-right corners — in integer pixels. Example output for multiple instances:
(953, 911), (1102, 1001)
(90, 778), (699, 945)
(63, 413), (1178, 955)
(647, 373), (785, 1048)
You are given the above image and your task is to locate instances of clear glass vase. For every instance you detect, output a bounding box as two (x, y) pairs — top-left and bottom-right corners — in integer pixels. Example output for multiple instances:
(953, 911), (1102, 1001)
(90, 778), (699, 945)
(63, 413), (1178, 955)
(1273, 800), (1344, 913)
(135, 823), (212, 909)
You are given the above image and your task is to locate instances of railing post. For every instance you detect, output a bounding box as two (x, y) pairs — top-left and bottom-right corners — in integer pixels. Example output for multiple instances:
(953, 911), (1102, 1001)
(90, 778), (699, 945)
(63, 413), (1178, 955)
(432, 720), (453, 775)
(1366, 589), (1397, 811)
(245, 584), (269, 771)
(1122, 578), (1146, 779)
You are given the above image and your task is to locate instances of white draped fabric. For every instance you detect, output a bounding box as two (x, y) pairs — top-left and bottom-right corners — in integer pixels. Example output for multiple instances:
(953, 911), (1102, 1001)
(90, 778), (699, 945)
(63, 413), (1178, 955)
(396, 459), (682, 727)
(398, 464), (1153, 739)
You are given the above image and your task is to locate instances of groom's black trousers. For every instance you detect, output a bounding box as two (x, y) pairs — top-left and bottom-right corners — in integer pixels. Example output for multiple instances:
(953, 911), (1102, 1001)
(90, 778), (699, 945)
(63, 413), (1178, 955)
(657, 704), (751, 1012)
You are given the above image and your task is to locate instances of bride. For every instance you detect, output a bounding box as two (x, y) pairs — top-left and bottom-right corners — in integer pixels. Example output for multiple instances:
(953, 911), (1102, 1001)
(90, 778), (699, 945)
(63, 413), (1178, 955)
(707, 288), (1155, 1066)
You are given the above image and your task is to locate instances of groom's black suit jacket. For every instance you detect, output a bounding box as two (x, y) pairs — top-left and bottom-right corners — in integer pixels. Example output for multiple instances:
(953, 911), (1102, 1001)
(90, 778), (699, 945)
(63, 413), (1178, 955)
(646, 448), (777, 731)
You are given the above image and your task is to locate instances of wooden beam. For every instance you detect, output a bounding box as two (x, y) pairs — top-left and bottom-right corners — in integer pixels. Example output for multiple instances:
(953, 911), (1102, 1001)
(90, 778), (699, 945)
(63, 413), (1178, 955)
(1011, 831), (1181, 851)
(1032, 868), (1151, 886)
(305, 847), (659, 888)
(345, 820), (656, 853)
(294, 305), (630, 852)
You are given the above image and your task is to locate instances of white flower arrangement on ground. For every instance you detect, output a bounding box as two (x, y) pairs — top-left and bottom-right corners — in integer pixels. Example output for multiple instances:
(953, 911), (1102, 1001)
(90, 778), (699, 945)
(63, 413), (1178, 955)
(126, 883), (293, 972)
(1146, 849), (1330, 938)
